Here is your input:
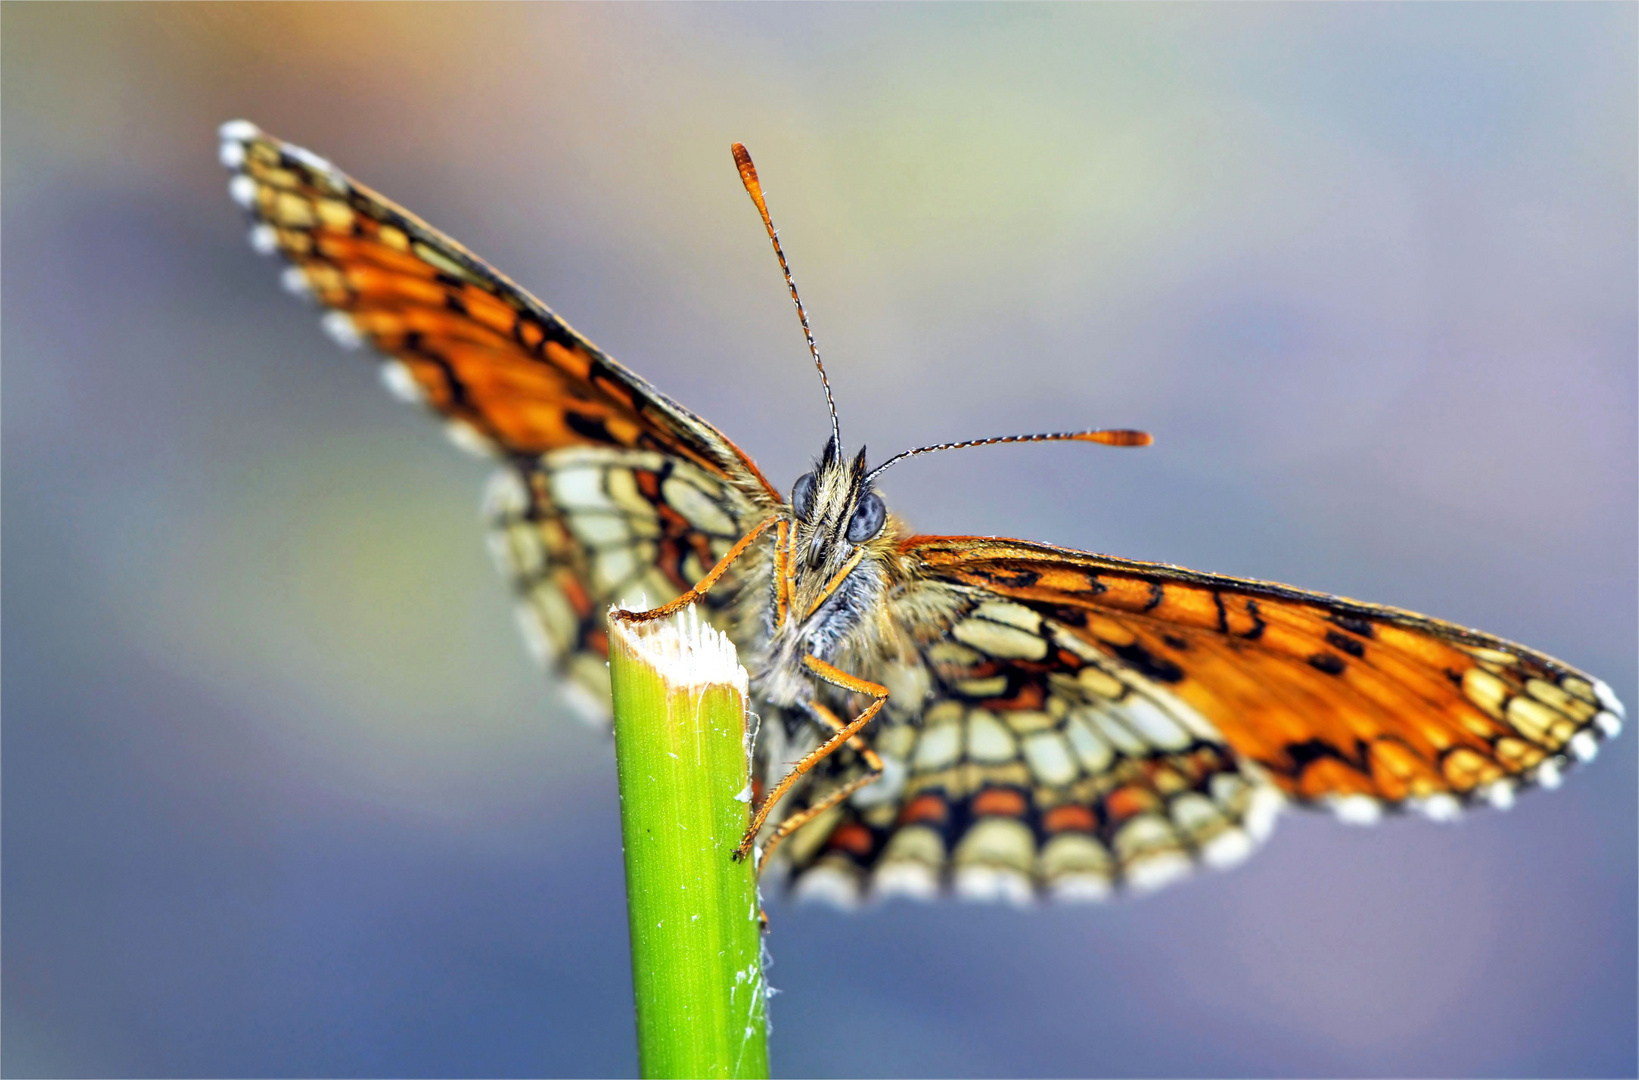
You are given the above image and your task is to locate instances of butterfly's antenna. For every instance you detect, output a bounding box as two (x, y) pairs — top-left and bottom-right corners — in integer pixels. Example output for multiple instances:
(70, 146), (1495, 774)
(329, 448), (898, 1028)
(865, 428), (1152, 484)
(733, 143), (841, 452)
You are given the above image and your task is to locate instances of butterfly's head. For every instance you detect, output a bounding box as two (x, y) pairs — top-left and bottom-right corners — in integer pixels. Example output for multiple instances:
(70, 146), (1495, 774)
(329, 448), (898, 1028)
(786, 435), (895, 603)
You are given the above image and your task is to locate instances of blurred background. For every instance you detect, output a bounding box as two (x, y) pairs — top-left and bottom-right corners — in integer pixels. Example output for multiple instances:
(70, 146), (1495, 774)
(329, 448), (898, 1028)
(4, 4), (1634, 1077)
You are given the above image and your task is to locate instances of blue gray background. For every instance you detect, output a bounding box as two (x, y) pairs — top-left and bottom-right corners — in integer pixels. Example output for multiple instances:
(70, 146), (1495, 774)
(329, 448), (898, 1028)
(5, 4), (1634, 1076)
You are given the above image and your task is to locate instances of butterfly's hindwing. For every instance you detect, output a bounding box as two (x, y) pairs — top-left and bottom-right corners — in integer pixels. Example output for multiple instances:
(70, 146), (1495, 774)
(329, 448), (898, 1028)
(485, 447), (762, 723)
(769, 586), (1285, 907)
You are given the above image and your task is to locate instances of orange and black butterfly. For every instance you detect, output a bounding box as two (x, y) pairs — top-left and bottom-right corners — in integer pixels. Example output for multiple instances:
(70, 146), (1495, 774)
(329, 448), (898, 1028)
(221, 120), (1623, 907)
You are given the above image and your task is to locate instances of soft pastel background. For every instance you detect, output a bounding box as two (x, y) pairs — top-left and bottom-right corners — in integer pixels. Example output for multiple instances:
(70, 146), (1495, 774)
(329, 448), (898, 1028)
(4, 4), (1634, 1077)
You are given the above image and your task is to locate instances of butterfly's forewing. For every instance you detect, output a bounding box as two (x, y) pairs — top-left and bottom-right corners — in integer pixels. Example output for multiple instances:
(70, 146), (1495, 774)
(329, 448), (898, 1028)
(906, 537), (1624, 813)
(221, 122), (781, 715)
(219, 122), (780, 502)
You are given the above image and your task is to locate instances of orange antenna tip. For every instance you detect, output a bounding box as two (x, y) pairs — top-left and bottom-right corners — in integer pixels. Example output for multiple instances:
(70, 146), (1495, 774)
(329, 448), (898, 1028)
(731, 142), (755, 182)
(1073, 429), (1153, 447)
(732, 143), (775, 234)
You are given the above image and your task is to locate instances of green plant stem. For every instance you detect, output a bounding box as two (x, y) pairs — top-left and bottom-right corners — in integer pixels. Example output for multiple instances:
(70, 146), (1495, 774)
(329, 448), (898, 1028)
(607, 606), (770, 1080)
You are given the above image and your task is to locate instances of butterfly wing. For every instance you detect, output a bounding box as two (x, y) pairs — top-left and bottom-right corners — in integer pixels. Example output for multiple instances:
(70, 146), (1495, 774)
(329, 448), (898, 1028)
(221, 122), (780, 717)
(767, 624), (1284, 907)
(218, 121), (780, 501)
(485, 447), (764, 723)
(769, 535), (1622, 905)
(905, 536), (1624, 811)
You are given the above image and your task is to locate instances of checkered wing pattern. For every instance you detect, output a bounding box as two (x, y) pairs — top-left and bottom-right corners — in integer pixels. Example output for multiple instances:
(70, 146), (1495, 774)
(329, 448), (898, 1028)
(770, 537), (1623, 904)
(910, 538), (1623, 809)
(221, 120), (779, 722)
(484, 447), (762, 723)
(769, 590), (1284, 906)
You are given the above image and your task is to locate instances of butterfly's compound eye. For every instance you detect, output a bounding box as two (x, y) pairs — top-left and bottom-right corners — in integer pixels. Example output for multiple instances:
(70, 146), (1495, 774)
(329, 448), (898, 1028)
(846, 491), (887, 543)
(791, 472), (817, 521)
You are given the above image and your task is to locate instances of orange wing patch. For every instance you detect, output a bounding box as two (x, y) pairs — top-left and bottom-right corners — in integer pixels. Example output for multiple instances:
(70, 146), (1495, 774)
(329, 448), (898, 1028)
(906, 536), (1623, 819)
(220, 121), (778, 500)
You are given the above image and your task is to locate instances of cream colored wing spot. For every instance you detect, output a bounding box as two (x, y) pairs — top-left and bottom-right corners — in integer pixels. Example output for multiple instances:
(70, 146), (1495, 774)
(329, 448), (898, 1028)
(603, 466), (654, 518)
(1111, 814), (1192, 893)
(1197, 826), (1256, 871)
(965, 711), (1017, 764)
(1592, 678), (1625, 719)
(953, 676), (1008, 697)
(1410, 793), (1463, 822)
(971, 600), (1043, 632)
(1117, 696), (1193, 750)
(379, 360), (425, 404)
(1123, 850), (1195, 894)
(912, 716), (963, 772)
(565, 513), (631, 547)
(481, 469), (529, 518)
(878, 660), (933, 721)
(951, 609), (1049, 661)
(279, 265), (312, 298)
(550, 466), (615, 512)
(1239, 784), (1285, 842)
(248, 224), (279, 255)
(1021, 730), (1078, 786)
(228, 173), (259, 209)
(1063, 713), (1115, 773)
(1041, 834), (1115, 902)
(1531, 758), (1564, 789)
(1328, 793), (1383, 825)
(592, 547), (640, 593)
(1075, 665), (1126, 702)
(792, 865), (864, 909)
(871, 828), (944, 902)
(412, 240), (485, 286)
(1169, 793), (1239, 850)
(443, 420), (497, 458)
(1080, 706), (1151, 757)
(661, 475), (737, 534)
(953, 818), (1036, 906)
(320, 311), (364, 350)
(1478, 778), (1516, 809)
(219, 139), (248, 170)
(548, 446), (671, 474)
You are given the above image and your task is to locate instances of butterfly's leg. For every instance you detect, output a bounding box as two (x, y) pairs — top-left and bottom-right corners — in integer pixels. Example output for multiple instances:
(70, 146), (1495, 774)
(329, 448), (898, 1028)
(804, 698), (885, 772)
(732, 656), (888, 862)
(751, 700), (885, 874)
(611, 515), (778, 624)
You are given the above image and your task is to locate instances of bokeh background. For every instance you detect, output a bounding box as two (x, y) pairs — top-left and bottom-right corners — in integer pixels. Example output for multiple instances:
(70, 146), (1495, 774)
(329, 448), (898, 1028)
(5, 4), (1635, 1077)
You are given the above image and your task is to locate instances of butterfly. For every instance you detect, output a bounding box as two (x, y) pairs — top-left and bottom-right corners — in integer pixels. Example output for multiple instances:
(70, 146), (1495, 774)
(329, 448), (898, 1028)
(220, 120), (1624, 907)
